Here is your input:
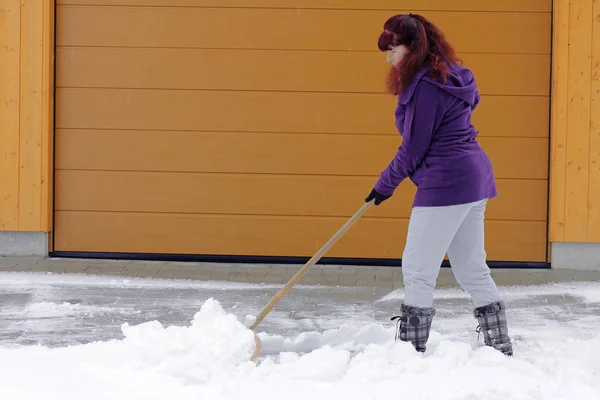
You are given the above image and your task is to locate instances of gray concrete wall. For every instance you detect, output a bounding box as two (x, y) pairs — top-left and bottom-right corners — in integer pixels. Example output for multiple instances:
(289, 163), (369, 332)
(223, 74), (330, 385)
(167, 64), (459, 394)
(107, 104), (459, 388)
(0, 232), (48, 257)
(552, 242), (600, 271)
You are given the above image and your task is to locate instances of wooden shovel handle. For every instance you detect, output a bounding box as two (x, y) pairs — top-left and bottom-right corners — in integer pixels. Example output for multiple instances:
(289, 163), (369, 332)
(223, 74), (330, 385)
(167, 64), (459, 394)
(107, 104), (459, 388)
(250, 200), (374, 331)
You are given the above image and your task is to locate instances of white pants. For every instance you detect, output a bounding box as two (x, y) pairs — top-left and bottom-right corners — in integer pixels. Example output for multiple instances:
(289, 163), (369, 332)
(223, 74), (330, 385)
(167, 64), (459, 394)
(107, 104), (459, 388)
(401, 199), (502, 308)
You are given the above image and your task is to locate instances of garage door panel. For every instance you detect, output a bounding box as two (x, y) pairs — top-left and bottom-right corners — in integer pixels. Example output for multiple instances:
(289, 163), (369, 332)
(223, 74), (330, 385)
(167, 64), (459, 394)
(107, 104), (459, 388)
(55, 170), (548, 221)
(53, 3), (551, 264)
(56, 1), (551, 13)
(55, 130), (548, 179)
(56, 6), (550, 54)
(55, 89), (549, 138)
(54, 211), (547, 262)
(57, 47), (550, 96)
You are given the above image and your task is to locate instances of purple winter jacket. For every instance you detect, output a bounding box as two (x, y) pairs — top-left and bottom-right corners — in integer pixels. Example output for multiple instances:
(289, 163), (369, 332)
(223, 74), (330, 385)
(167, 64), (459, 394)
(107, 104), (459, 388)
(373, 62), (498, 207)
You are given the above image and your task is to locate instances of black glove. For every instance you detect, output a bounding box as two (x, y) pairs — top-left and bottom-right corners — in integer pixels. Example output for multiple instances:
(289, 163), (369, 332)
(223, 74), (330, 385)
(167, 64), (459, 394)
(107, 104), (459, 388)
(365, 188), (391, 206)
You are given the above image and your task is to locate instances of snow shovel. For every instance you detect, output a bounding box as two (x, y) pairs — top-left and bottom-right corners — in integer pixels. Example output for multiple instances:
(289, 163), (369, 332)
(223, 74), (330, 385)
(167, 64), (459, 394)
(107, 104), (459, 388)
(249, 199), (375, 361)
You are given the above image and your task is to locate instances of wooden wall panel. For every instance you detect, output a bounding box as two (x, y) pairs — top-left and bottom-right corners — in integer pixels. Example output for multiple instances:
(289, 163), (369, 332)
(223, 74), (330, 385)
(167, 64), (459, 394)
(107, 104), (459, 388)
(590, 0), (600, 242)
(41, 1), (55, 232)
(54, 211), (548, 262)
(0, 1), (21, 230)
(19, 0), (44, 230)
(55, 89), (549, 138)
(549, 0), (569, 242)
(56, 6), (551, 54)
(55, 170), (548, 222)
(56, 0), (552, 13)
(0, 1), (54, 233)
(56, 48), (550, 96)
(564, 0), (592, 241)
(550, 0), (600, 244)
(55, 130), (548, 180)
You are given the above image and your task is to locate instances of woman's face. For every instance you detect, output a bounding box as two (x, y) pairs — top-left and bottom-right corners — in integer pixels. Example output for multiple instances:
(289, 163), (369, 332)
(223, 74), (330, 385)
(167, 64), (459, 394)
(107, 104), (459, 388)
(386, 44), (409, 67)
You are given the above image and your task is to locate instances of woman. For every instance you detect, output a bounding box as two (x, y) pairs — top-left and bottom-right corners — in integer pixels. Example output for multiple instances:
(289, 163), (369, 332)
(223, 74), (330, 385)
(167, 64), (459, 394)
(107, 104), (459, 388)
(365, 13), (513, 356)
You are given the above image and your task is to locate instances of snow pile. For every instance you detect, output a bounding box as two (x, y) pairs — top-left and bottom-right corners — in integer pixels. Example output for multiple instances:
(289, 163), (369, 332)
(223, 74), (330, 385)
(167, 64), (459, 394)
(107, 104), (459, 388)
(117, 297), (256, 382)
(1, 298), (600, 400)
(259, 322), (391, 354)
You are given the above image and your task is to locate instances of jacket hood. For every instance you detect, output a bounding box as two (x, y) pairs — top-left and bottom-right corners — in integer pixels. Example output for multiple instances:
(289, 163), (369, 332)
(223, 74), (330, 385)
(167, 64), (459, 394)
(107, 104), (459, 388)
(397, 62), (479, 107)
(423, 63), (479, 106)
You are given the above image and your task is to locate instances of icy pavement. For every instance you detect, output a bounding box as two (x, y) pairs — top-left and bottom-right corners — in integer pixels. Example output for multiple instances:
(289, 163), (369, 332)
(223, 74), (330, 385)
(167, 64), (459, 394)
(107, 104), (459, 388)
(1, 271), (599, 399)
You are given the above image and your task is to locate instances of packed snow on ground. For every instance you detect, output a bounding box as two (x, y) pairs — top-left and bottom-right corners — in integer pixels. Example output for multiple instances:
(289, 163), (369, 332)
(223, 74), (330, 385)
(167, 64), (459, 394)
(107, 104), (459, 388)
(0, 274), (599, 399)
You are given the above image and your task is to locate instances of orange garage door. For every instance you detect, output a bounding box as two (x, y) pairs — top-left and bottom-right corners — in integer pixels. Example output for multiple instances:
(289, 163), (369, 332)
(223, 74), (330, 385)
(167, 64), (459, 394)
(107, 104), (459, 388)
(53, 1), (552, 264)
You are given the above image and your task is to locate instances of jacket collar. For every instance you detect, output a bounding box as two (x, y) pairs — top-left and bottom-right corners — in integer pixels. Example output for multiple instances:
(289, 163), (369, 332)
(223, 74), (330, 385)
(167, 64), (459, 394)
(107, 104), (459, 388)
(397, 65), (429, 105)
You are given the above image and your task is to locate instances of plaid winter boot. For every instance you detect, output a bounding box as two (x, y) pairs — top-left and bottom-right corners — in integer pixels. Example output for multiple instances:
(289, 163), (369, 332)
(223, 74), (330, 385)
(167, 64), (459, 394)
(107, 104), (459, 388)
(473, 301), (513, 356)
(391, 303), (436, 352)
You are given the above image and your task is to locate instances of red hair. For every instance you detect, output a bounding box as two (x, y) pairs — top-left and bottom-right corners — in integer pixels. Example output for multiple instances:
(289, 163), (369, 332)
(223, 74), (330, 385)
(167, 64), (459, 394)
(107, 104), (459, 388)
(377, 14), (461, 95)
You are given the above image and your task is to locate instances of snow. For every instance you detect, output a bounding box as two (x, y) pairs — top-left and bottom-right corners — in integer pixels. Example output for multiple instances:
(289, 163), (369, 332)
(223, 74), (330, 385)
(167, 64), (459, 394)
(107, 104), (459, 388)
(1, 272), (600, 399)
(379, 280), (600, 303)
(0, 269), (288, 290)
(1, 301), (142, 318)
